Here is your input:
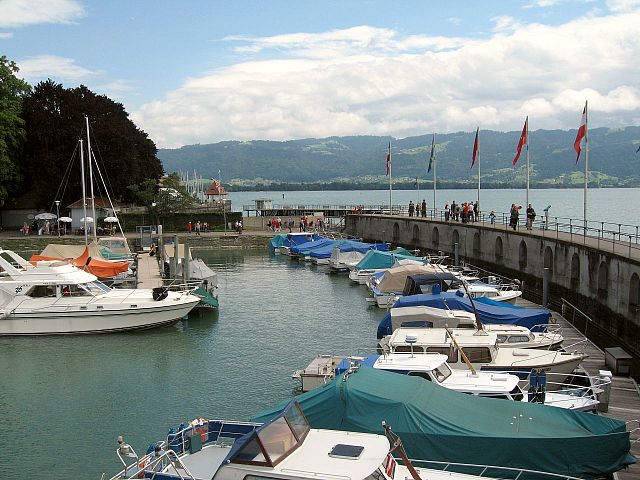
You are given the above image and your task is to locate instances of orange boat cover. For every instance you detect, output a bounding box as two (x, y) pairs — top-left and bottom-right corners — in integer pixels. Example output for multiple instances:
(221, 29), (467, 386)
(29, 249), (128, 278)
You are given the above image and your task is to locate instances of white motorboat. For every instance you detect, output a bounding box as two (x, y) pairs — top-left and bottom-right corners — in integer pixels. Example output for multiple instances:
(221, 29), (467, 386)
(328, 249), (366, 272)
(107, 400), (527, 480)
(0, 248), (200, 335)
(382, 306), (563, 349)
(293, 353), (602, 412)
(379, 327), (587, 387)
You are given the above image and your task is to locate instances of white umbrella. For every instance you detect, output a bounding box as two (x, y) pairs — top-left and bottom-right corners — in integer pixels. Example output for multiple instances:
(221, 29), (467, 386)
(80, 217), (94, 223)
(35, 212), (57, 220)
(58, 217), (73, 223)
(103, 216), (119, 223)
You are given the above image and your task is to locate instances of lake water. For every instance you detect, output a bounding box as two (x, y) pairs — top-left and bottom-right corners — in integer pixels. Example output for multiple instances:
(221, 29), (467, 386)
(228, 188), (640, 227)
(0, 249), (385, 479)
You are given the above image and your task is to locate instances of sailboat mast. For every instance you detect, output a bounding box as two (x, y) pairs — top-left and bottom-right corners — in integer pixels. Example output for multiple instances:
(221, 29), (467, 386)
(85, 116), (98, 243)
(79, 139), (88, 245)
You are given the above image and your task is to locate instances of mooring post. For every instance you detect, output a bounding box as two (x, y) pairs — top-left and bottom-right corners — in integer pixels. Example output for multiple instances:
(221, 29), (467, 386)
(183, 242), (190, 283)
(454, 242), (459, 266)
(542, 267), (550, 307)
(171, 234), (179, 280)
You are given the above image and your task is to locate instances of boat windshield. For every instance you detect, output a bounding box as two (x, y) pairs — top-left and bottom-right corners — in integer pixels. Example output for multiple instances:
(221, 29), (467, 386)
(433, 363), (452, 382)
(79, 281), (111, 295)
(229, 401), (310, 467)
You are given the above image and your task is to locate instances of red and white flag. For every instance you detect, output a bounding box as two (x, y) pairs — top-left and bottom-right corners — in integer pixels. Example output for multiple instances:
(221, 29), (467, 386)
(471, 127), (479, 169)
(384, 453), (396, 478)
(574, 103), (587, 164)
(386, 141), (391, 176)
(512, 117), (528, 166)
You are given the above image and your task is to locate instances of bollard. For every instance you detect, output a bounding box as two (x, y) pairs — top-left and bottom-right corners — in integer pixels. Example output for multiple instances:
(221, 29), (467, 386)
(454, 242), (459, 266)
(171, 234), (179, 279)
(542, 267), (550, 307)
(183, 243), (190, 283)
(596, 370), (612, 413)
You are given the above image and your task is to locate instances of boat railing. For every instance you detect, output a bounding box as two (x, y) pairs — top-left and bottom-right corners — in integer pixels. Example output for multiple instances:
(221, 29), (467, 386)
(113, 444), (196, 480)
(406, 457), (585, 480)
(626, 420), (640, 445)
(508, 339), (587, 366)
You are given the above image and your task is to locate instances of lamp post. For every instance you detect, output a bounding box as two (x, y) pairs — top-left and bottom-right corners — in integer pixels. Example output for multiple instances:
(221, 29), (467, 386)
(55, 200), (61, 237)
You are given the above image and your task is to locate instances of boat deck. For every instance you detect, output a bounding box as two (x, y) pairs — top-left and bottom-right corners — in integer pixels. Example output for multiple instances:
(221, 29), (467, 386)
(136, 252), (163, 289)
(518, 298), (640, 479)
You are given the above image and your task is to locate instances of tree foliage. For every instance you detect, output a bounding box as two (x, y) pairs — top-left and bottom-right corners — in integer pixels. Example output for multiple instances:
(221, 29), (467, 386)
(128, 172), (195, 223)
(0, 56), (30, 204)
(19, 81), (163, 209)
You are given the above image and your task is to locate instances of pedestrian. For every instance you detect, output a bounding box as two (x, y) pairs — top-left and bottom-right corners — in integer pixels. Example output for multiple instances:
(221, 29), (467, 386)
(299, 217), (304, 232)
(526, 204), (536, 230)
(509, 204), (521, 231)
(489, 210), (496, 225)
(473, 202), (479, 222)
(421, 199), (427, 218)
(444, 203), (450, 221)
(195, 220), (201, 235)
(187, 221), (192, 233)
(408, 201), (415, 217)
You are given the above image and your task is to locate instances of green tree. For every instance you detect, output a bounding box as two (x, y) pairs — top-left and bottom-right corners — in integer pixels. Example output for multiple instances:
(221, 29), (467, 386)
(0, 56), (30, 204)
(19, 81), (163, 208)
(128, 173), (195, 224)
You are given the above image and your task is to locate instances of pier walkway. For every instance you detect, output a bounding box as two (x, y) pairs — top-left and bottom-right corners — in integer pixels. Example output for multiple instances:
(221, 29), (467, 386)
(135, 251), (163, 289)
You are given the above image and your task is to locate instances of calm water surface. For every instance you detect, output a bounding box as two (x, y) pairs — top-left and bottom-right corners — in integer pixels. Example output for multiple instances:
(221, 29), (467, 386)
(0, 249), (385, 479)
(229, 188), (640, 226)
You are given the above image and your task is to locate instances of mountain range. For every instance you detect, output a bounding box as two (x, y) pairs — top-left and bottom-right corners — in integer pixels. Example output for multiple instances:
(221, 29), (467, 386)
(158, 126), (640, 187)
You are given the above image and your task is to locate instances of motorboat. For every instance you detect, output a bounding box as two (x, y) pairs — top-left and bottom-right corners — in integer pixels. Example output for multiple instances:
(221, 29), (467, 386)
(309, 240), (388, 266)
(275, 232), (322, 255)
(293, 352), (603, 412)
(106, 400), (510, 480)
(378, 327), (587, 386)
(366, 264), (437, 308)
(348, 248), (427, 284)
(0, 248), (200, 334)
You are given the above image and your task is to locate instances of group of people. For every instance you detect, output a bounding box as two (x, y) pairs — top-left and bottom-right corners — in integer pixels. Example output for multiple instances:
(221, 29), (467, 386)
(408, 200), (428, 217)
(267, 216), (326, 233)
(186, 220), (210, 235)
(21, 220), (52, 236)
(443, 201), (480, 223)
(234, 220), (243, 234)
(509, 204), (536, 230)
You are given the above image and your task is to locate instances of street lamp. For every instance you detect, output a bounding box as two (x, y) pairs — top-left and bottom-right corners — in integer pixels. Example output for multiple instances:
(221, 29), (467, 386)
(55, 200), (61, 237)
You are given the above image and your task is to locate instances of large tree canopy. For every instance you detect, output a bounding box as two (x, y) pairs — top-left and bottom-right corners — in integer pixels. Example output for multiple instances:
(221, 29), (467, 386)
(19, 81), (163, 209)
(0, 56), (30, 204)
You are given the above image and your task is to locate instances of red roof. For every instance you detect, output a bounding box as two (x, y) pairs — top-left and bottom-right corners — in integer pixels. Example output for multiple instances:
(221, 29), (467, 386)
(205, 181), (228, 196)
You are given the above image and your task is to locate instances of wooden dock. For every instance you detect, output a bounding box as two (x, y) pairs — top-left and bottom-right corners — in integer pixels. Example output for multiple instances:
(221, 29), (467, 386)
(135, 251), (163, 289)
(519, 299), (640, 479)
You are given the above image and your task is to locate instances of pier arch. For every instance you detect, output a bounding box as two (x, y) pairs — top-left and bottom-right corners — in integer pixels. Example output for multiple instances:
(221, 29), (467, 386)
(452, 229), (460, 249)
(519, 240), (527, 269)
(473, 232), (481, 256)
(495, 236), (504, 263)
(412, 225), (420, 244)
(544, 246), (554, 273)
(571, 253), (581, 290)
(598, 261), (609, 299)
(432, 226), (440, 249)
(392, 223), (400, 243)
(630, 273), (640, 313)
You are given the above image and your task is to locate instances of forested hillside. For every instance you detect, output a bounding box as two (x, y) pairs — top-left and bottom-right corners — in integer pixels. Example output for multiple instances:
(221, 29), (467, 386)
(159, 127), (640, 187)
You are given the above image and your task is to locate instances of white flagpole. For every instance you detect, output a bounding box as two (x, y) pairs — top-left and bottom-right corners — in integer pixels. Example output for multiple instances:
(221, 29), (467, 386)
(388, 143), (393, 214)
(526, 116), (530, 209)
(477, 129), (481, 212)
(584, 101), (588, 232)
(433, 134), (437, 213)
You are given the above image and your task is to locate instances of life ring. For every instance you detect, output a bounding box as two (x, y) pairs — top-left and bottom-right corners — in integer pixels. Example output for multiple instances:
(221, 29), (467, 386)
(136, 458), (147, 479)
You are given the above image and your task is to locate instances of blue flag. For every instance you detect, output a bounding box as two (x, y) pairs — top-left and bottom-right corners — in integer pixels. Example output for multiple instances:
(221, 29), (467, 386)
(428, 134), (435, 173)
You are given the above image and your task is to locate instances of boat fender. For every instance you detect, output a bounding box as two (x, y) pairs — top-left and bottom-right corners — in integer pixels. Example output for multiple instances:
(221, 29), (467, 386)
(136, 458), (146, 478)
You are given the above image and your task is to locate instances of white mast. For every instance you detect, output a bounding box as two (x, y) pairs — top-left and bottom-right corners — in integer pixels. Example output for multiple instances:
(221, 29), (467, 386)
(477, 129), (481, 211)
(526, 116), (530, 208)
(85, 116), (97, 243)
(432, 134), (437, 213)
(79, 139), (88, 245)
(584, 101), (589, 231)
(388, 142), (392, 214)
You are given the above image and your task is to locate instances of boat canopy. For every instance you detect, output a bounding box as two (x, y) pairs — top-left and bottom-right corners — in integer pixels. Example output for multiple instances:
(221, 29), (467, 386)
(252, 367), (635, 479)
(31, 244), (129, 279)
(377, 292), (550, 338)
(269, 234), (288, 249)
(309, 240), (388, 259)
(354, 248), (425, 270)
(374, 264), (436, 293)
(402, 272), (460, 296)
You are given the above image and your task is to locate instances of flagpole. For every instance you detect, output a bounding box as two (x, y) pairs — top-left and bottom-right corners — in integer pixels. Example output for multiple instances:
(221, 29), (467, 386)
(433, 138), (437, 213)
(417, 177), (420, 198)
(526, 116), (530, 208)
(584, 101), (588, 233)
(389, 144), (393, 215)
(477, 129), (481, 212)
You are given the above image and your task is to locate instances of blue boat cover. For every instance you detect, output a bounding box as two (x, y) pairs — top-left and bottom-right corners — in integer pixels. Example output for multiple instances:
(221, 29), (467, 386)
(290, 238), (335, 255)
(252, 368), (635, 479)
(269, 234), (287, 249)
(354, 248), (425, 270)
(270, 233), (322, 250)
(309, 240), (389, 259)
(377, 292), (550, 338)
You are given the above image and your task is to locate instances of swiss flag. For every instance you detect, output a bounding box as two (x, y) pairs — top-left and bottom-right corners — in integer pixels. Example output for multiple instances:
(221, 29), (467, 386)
(512, 117), (528, 166)
(574, 103), (587, 164)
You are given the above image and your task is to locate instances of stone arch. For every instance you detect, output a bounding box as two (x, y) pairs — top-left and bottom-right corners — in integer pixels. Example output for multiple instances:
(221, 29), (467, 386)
(472, 232), (481, 256)
(518, 240), (527, 270)
(452, 229), (460, 249)
(544, 246), (554, 273)
(392, 222), (400, 243)
(431, 226), (439, 249)
(412, 224), (420, 244)
(630, 273), (640, 312)
(598, 261), (608, 299)
(495, 236), (504, 262)
(570, 254), (580, 290)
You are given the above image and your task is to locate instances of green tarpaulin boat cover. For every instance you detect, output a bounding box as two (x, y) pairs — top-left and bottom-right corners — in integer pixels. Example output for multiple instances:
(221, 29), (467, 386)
(252, 367), (634, 479)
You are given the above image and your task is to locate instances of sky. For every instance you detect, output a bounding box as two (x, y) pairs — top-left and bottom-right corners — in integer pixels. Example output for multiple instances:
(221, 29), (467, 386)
(1, 0), (640, 148)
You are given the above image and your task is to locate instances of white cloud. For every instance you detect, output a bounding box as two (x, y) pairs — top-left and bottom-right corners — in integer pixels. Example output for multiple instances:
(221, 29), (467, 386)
(17, 55), (98, 82)
(606, 0), (640, 11)
(0, 32), (13, 39)
(0, 0), (85, 28)
(133, 12), (640, 148)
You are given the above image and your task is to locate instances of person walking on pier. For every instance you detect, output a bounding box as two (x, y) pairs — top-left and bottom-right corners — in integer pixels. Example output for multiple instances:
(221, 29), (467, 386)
(421, 199), (427, 217)
(509, 204), (521, 230)
(444, 203), (450, 221)
(526, 204), (536, 230)
(408, 201), (415, 217)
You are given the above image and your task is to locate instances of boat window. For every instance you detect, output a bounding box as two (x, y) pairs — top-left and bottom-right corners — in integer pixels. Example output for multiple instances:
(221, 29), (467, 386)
(61, 284), (93, 297)
(507, 336), (530, 344)
(432, 363), (452, 382)
(26, 285), (56, 298)
(284, 402), (310, 441)
(233, 437), (267, 464)
(408, 372), (433, 381)
(79, 281), (111, 295)
(394, 345), (424, 353)
(256, 417), (297, 465)
(496, 335), (508, 344)
(461, 347), (492, 363)
(426, 347), (457, 363)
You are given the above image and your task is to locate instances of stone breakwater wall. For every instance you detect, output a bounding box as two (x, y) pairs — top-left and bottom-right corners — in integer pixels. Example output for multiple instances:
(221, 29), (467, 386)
(346, 214), (640, 360)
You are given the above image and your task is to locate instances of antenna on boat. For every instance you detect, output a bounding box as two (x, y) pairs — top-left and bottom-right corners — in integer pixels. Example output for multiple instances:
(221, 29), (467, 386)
(382, 421), (423, 480)
(432, 262), (485, 333)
